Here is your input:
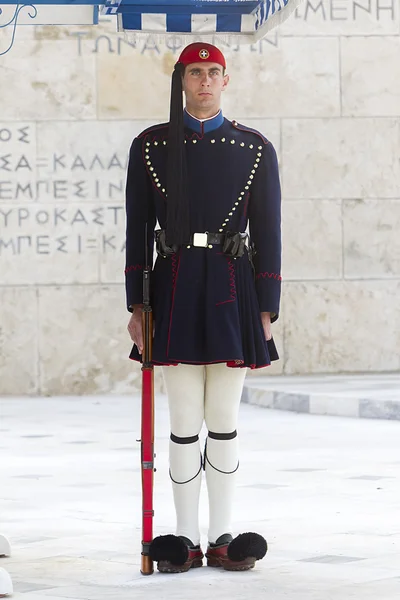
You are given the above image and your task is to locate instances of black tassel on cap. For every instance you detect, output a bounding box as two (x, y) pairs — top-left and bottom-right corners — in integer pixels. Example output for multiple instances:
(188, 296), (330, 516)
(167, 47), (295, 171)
(166, 62), (191, 247)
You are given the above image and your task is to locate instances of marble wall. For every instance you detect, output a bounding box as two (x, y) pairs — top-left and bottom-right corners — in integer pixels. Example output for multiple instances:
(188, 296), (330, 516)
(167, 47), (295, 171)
(0, 0), (399, 395)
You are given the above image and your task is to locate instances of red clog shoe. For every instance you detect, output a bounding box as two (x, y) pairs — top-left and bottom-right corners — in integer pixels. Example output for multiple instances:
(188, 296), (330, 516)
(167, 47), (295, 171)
(149, 535), (203, 573)
(206, 532), (268, 572)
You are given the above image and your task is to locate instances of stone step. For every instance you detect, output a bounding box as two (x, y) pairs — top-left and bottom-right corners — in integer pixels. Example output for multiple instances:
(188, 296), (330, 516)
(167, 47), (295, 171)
(242, 374), (400, 420)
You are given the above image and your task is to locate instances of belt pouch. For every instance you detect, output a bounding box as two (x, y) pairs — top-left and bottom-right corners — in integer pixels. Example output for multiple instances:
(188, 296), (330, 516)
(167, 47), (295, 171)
(222, 232), (247, 258)
(155, 229), (179, 258)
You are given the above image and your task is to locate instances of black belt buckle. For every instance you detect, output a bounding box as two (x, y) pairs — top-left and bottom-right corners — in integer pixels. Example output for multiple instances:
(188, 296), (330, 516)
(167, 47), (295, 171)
(222, 232), (248, 259)
(155, 229), (179, 258)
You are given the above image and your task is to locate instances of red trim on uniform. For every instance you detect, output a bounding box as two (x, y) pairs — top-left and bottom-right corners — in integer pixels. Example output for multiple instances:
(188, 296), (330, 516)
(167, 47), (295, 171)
(231, 121), (269, 145)
(256, 272), (282, 281)
(185, 131), (204, 142)
(130, 357), (272, 369)
(145, 133), (169, 144)
(216, 256), (236, 306)
(152, 361), (178, 366)
(125, 264), (144, 274)
(161, 358), (246, 366)
(140, 126), (208, 145)
(138, 124), (169, 139)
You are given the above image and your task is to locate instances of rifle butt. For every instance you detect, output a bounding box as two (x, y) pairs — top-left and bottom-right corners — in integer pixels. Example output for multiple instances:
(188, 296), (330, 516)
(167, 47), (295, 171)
(140, 553), (154, 576)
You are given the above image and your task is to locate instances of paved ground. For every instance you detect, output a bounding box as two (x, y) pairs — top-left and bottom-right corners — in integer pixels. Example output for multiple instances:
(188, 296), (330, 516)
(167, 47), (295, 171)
(1, 393), (400, 599)
(244, 374), (400, 420)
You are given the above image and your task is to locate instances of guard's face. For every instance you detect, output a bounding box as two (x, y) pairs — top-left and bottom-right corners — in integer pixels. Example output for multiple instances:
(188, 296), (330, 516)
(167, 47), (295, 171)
(182, 62), (229, 115)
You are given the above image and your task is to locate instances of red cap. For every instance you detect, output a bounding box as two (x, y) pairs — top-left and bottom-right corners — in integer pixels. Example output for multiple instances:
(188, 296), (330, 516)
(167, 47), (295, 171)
(177, 42), (226, 69)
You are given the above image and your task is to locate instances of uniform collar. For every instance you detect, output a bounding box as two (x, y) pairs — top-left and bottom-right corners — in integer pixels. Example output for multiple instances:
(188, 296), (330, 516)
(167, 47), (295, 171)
(183, 109), (224, 134)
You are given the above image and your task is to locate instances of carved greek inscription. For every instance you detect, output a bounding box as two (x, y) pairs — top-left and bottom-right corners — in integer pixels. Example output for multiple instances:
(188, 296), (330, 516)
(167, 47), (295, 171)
(0, 207), (126, 255)
(0, 234), (126, 256)
(294, 0), (396, 20)
(0, 124), (127, 264)
(71, 32), (278, 55)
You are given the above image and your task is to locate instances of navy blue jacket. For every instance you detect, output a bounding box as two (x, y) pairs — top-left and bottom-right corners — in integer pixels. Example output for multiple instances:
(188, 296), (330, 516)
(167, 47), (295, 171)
(125, 111), (281, 368)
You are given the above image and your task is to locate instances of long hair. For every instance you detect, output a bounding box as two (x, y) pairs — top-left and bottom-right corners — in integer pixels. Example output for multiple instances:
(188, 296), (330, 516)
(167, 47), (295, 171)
(166, 62), (190, 247)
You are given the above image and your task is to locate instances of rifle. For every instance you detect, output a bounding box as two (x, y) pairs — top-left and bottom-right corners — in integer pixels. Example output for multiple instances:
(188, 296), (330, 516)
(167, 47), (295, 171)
(140, 224), (155, 575)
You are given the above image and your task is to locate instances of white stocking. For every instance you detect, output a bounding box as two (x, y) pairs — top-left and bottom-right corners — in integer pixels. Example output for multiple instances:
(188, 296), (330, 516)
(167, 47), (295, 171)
(204, 364), (247, 544)
(162, 365), (205, 546)
(162, 363), (247, 546)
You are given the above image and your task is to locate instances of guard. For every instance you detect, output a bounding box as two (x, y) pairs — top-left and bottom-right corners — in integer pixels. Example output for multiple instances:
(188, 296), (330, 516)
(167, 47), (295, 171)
(126, 42), (282, 572)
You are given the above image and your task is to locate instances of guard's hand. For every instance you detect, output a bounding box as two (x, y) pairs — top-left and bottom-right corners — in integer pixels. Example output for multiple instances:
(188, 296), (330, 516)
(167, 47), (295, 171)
(127, 307), (143, 354)
(261, 312), (272, 341)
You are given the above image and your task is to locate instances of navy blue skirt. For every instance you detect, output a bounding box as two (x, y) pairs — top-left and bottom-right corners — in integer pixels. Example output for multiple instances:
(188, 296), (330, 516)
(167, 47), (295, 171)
(130, 246), (278, 369)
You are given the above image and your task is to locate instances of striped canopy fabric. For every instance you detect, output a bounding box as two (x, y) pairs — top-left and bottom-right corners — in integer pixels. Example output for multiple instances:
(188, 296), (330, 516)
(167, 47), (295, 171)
(102, 0), (303, 43)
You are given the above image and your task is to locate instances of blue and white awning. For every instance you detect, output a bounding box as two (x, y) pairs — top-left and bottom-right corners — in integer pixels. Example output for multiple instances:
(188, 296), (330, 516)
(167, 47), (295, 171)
(101, 0), (303, 42)
(1, 0), (304, 54)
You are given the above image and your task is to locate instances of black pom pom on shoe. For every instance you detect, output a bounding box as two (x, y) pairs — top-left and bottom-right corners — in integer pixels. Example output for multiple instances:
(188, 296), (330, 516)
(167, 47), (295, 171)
(149, 535), (189, 566)
(227, 532), (268, 562)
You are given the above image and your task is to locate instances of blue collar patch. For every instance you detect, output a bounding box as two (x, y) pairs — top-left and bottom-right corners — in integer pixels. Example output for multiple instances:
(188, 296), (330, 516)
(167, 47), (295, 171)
(184, 109), (224, 134)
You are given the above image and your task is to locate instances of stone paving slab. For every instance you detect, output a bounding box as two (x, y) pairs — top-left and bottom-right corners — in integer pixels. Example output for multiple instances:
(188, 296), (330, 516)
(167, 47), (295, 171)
(243, 374), (400, 420)
(1, 394), (400, 599)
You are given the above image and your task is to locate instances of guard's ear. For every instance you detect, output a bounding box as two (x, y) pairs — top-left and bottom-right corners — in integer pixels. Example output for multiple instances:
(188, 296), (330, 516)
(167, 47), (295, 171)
(222, 73), (230, 91)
